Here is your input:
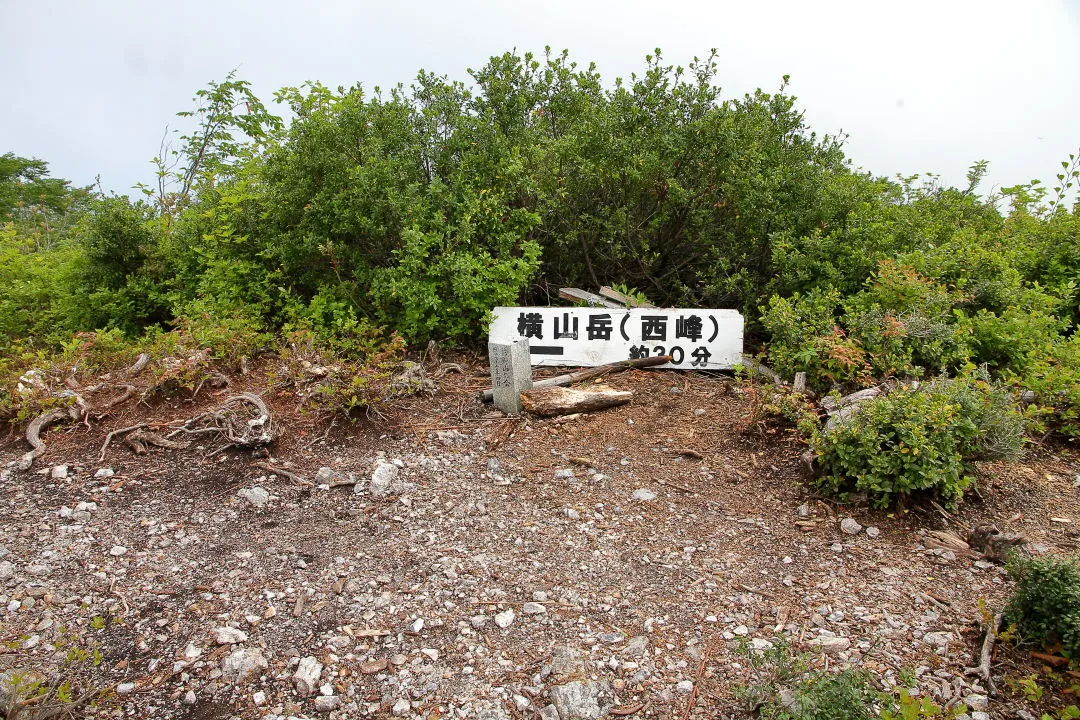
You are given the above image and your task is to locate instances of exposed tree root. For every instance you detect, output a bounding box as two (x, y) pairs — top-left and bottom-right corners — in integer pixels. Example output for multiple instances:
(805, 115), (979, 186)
(965, 613), (1002, 694)
(123, 429), (191, 455)
(18, 406), (79, 470)
(167, 392), (274, 448)
(254, 461), (311, 486)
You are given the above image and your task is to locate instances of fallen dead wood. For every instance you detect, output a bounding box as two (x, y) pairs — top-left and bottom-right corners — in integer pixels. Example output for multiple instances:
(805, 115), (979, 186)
(123, 353), (151, 378)
(254, 461), (311, 486)
(965, 613), (1002, 693)
(100, 423), (147, 461)
(520, 386), (633, 417)
(123, 429), (190, 455)
(479, 356), (670, 403)
(18, 406), (78, 470)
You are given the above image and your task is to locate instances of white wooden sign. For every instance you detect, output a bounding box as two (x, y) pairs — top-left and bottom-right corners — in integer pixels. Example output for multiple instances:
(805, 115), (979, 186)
(489, 307), (743, 369)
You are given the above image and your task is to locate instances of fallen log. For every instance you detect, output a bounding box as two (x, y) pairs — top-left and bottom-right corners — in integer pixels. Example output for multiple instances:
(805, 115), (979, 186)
(520, 386), (633, 417)
(479, 356), (670, 403)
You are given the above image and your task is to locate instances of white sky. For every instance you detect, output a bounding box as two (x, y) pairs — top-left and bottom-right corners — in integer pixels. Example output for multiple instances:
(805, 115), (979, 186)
(2, 0), (1078, 200)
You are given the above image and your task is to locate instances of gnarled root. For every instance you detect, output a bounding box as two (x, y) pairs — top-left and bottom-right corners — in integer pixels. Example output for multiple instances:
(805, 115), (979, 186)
(18, 406), (79, 470)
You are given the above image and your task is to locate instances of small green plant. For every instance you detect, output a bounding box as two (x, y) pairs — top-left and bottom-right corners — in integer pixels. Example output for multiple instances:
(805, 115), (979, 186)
(1005, 554), (1080, 663)
(811, 374), (1024, 508)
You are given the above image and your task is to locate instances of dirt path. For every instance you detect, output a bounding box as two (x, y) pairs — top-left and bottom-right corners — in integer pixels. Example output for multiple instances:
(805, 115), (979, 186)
(1, 366), (1077, 719)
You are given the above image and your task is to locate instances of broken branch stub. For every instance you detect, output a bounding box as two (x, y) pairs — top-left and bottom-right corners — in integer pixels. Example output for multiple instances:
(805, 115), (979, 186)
(18, 406), (79, 471)
(520, 386), (633, 417)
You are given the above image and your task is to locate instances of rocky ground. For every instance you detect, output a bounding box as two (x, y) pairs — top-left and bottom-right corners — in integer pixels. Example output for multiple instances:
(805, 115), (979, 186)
(1, 362), (1078, 720)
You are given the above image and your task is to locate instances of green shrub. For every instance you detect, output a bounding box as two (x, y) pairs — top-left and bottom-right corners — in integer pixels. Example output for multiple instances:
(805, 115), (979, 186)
(811, 375), (1025, 508)
(1005, 554), (1080, 662)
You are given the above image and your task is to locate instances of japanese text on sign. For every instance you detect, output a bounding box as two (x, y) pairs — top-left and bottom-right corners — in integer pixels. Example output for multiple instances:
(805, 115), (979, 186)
(489, 307), (743, 369)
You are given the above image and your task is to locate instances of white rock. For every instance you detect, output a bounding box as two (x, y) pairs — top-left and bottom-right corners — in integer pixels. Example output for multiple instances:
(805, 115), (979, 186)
(182, 690), (197, 705)
(392, 698), (412, 716)
(421, 648), (439, 662)
(865, 526), (880, 538)
(409, 618), (425, 633)
(631, 489), (657, 502)
(51, 465), (68, 479)
(964, 694), (988, 712)
(116, 682), (135, 695)
(0, 561), (13, 580)
(840, 517), (862, 534)
(212, 627), (248, 645)
(923, 631), (953, 648)
(94, 468), (114, 479)
(494, 608), (516, 628)
(549, 680), (608, 720)
(971, 713), (990, 720)
(370, 460), (400, 497)
(237, 486), (270, 508)
(522, 602), (547, 615)
(109, 546), (127, 556)
(470, 615), (488, 628)
(676, 680), (694, 694)
(293, 655), (323, 697)
(220, 647), (267, 683)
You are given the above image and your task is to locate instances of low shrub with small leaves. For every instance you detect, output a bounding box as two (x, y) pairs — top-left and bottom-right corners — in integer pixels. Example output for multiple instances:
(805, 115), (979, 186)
(811, 375), (1025, 508)
(1005, 554), (1080, 663)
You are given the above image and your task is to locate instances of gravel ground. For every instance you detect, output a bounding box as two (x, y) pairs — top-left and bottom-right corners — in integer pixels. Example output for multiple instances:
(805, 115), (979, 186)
(1, 364), (1078, 719)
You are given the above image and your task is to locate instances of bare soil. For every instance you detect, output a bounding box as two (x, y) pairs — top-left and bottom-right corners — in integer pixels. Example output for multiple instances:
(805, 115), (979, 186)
(1, 360), (1078, 719)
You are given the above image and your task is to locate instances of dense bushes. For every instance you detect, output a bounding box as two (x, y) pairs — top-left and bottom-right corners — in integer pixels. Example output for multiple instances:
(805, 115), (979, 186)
(811, 376), (1025, 508)
(1005, 554), (1080, 663)
(0, 49), (1076, 441)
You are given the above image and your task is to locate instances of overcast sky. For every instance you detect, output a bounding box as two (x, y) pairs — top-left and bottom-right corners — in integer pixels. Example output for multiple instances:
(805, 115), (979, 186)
(2, 1), (1078, 201)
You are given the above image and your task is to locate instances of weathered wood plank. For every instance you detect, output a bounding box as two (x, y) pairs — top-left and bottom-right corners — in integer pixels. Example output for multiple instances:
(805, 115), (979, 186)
(558, 287), (622, 308)
(520, 386), (633, 416)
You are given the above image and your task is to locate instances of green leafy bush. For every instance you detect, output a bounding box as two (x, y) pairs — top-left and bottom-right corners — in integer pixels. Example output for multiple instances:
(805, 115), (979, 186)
(811, 376), (1025, 508)
(1005, 554), (1080, 662)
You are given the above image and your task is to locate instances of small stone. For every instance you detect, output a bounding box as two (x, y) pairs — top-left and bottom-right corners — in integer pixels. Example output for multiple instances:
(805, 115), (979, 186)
(565, 508), (581, 520)
(554, 469), (575, 480)
(370, 460), (399, 497)
(549, 680), (608, 720)
(212, 627), (248, 645)
(293, 656), (323, 697)
(220, 647), (267, 683)
(676, 680), (694, 694)
(109, 545), (127, 556)
(360, 658), (388, 674)
(252, 691), (266, 706)
(389, 653), (407, 666)
(392, 698), (412, 716)
(0, 561), (13, 580)
(750, 638), (775, 651)
(314, 467), (338, 484)
(94, 468), (114, 478)
(494, 608), (516, 628)
(470, 615), (488, 629)
(923, 631), (953, 648)
(421, 648), (439, 662)
(116, 682), (135, 695)
(183, 690), (197, 705)
(409, 618), (425, 633)
(840, 517), (862, 535)
(807, 636), (851, 654)
(51, 465), (68, 479)
(693, 408), (707, 416)
(314, 696), (340, 712)
(865, 526), (880, 538)
(971, 713), (990, 720)
(631, 488), (657, 502)
(963, 694), (988, 712)
(532, 590), (548, 601)
(830, 543), (844, 552)
(522, 602), (547, 615)
(539, 706), (560, 720)
(237, 486), (270, 508)
(733, 625), (749, 636)
(796, 503), (810, 518)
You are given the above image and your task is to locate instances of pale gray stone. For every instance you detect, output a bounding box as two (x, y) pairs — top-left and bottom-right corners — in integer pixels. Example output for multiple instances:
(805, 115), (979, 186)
(220, 647), (267, 683)
(631, 489), (656, 502)
(494, 608), (516, 628)
(369, 460), (399, 497)
(237, 486), (270, 508)
(293, 656), (323, 697)
(489, 339), (531, 415)
(549, 680), (609, 720)
(840, 517), (862, 534)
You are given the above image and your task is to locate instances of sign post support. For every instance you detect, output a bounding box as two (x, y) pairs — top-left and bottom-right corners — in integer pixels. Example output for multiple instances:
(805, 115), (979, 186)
(488, 338), (532, 415)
